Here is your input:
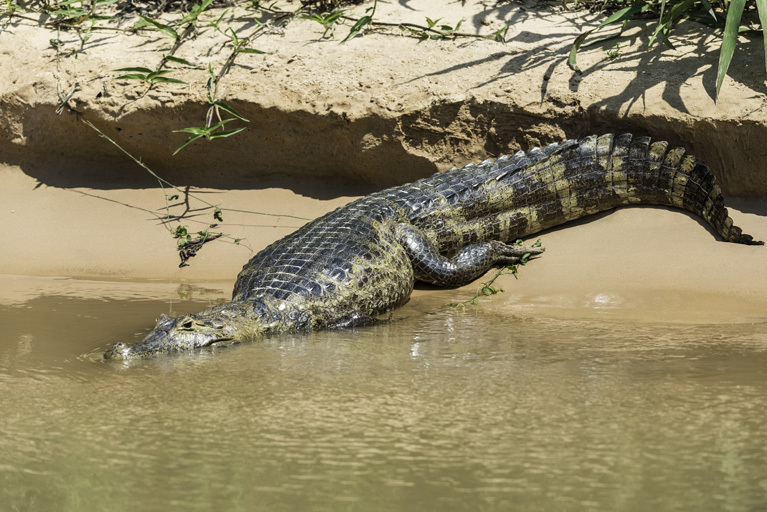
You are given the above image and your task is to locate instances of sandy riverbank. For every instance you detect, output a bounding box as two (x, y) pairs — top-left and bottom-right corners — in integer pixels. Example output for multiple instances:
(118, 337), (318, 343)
(1, 0), (765, 321)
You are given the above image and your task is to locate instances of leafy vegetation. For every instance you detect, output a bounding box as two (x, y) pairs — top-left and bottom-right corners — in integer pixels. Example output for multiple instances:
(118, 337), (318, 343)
(2, 0), (764, 263)
(567, 0), (766, 100)
(81, 118), (307, 266)
(450, 240), (541, 309)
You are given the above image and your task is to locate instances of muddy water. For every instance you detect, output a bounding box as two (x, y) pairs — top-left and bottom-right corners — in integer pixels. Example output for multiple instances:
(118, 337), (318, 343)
(1, 276), (766, 512)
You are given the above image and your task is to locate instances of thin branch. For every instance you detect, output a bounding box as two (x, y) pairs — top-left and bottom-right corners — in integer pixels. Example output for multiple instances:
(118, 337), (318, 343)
(81, 118), (310, 222)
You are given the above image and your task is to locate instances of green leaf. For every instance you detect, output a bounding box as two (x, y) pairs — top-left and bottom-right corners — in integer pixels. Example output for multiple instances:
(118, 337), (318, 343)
(342, 14), (372, 43)
(137, 15), (179, 39)
(323, 9), (346, 27)
(757, 0), (767, 76)
(716, 0), (746, 101)
(210, 8), (229, 30)
(112, 67), (153, 74)
(299, 10), (346, 29)
(226, 27), (240, 45)
(648, 0), (694, 48)
(213, 101), (249, 121)
(699, 0), (718, 21)
(648, 0), (668, 47)
(163, 55), (202, 69)
(207, 118), (238, 132)
(214, 208), (223, 222)
(208, 127), (247, 139)
(181, 0), (213, 25)
(173, 133), (204, 155)
(174, 126), (208, 135)
(494, 23), (511, 43)
(146, 69), (174, 78)
(150, 76), (188, 85)
(568, 3), (646, 72)
(236, 47), (266, 54)
(113, 73), (149, 81)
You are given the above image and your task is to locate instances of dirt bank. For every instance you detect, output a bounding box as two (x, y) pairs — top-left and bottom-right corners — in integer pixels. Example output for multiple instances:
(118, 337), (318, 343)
(1, 1), (765, 320)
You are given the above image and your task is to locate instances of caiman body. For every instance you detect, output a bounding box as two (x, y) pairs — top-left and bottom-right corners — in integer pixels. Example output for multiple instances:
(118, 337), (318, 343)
(104, 133), (762, 359)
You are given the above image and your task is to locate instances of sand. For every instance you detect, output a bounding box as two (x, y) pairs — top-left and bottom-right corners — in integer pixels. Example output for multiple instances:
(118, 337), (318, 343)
(0, 0), (765, 322)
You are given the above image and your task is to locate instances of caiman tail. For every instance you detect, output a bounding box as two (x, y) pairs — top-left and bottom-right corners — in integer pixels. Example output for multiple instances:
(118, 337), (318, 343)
(501, 133), (763, 245)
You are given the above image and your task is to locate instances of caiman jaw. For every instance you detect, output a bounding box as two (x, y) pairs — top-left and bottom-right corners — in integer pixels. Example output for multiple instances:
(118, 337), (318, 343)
(103, 311), (239, 360)
(103, 341), (138, 360)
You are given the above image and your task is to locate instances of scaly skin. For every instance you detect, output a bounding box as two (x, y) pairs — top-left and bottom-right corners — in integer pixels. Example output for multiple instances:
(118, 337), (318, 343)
(104, 133), (763, 359)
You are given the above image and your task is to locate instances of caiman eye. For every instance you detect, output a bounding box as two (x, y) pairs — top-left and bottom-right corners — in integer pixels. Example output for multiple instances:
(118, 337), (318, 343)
(178, 318), (195, 330)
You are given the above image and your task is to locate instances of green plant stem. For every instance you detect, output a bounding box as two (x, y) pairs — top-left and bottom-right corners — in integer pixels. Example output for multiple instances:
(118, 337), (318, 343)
(81, 118), (309, 222)
(449, 266), (512, 309)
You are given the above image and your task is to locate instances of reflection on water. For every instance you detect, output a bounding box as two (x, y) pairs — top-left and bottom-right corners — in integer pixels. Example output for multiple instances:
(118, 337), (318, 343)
(1, 277), (766, 511)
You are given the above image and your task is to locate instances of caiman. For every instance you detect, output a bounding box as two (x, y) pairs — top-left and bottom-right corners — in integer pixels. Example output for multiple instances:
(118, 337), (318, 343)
(104, 133), (763, 359)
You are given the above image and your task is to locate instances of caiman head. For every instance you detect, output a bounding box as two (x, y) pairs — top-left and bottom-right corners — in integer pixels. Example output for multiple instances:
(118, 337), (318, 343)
(104, 304), (259, 360)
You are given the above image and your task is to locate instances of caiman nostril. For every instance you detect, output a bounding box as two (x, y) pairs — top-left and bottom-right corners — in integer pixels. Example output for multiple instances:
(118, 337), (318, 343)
(103, 342), (135, 360)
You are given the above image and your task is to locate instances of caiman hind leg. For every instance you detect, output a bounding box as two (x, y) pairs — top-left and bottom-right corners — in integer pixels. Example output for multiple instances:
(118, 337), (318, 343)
(394, 224), (544, 288)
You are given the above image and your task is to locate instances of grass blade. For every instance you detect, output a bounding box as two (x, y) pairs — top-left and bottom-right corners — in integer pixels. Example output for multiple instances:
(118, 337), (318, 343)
(174, 127), (208, 135)
(150, 77), (188, 84)
(342, 15), (372, 43)
(163, 55), (202, 69)
(213, 101), (249, 122)
(173, 134), (204, 155)
(112, 67), (153, 73)
(147, 69), (174, 78)
(757, 0), (767, 74)
(137, 15), (179, 40)
(113, 73), (148, 81)
(206, 118), (237, 131)
(568, 3), (646, 72)
(648, 0), (694, 48)
(236, 48), (266, 54)
(208, 127), (247, 139)
(699, 0), (718, 20)
(716, 0), (746, 101)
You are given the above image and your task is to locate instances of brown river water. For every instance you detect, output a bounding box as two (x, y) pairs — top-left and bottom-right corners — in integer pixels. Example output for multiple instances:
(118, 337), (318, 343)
(1, 275), (766, 511)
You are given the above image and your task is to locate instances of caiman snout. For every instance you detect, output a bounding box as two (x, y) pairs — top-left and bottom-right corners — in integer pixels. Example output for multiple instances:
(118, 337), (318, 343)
(103, 341), (138, 360)
(103, 308), (242, 359)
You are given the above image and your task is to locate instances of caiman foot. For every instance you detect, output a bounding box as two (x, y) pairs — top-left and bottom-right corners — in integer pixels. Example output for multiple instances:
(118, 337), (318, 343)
(493, 240), (545, 265)
(396, 223), (545, 288)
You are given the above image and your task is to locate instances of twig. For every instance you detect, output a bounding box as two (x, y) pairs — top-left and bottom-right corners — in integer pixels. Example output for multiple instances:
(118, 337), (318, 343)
(81, 118), (310, 221)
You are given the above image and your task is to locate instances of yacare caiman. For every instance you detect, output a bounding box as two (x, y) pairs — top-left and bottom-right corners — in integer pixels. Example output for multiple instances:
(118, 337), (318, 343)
(104, 133), (763, 359)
